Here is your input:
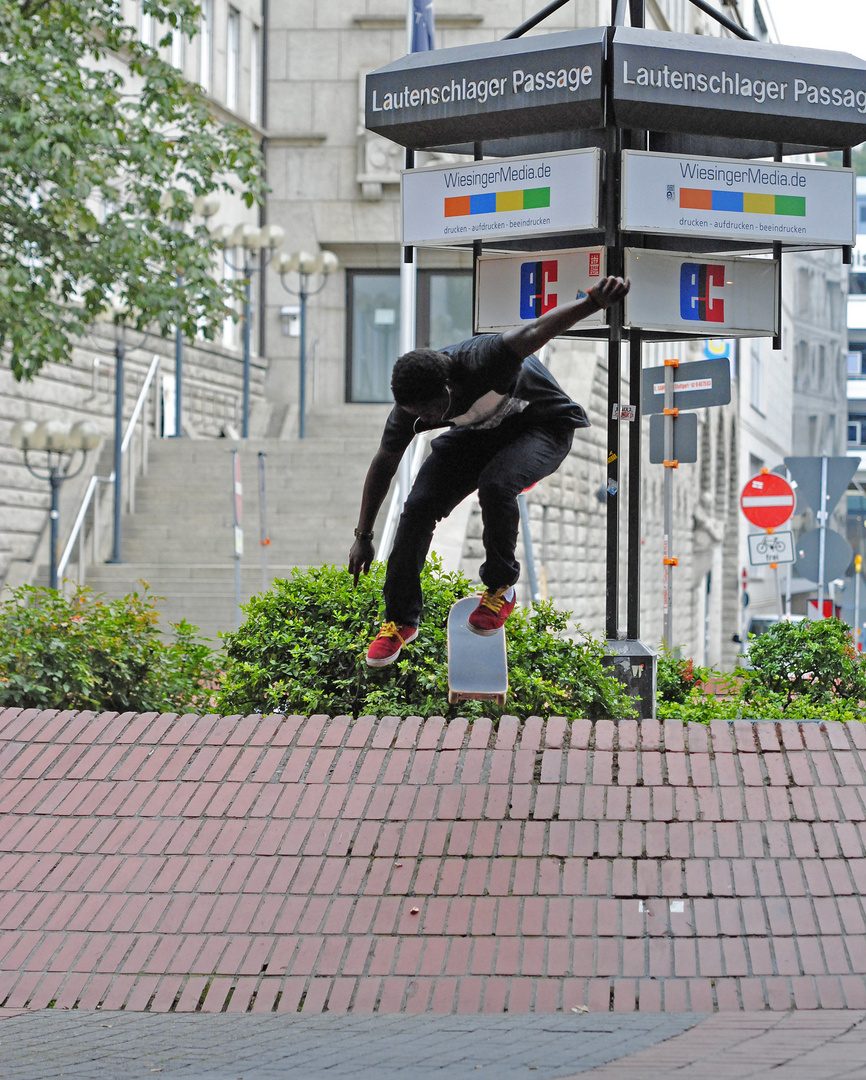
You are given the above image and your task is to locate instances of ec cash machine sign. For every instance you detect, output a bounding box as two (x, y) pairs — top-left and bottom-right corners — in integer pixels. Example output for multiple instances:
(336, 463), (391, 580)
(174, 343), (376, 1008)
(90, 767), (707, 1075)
(621, 151), (854, 248)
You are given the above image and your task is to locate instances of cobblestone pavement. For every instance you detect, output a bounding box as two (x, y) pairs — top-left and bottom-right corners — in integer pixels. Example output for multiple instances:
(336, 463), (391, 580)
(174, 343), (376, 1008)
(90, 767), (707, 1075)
(3, 1010), (866, 1079)
(2, 709), (866, 1014)
(0, 1010), (702, 1079)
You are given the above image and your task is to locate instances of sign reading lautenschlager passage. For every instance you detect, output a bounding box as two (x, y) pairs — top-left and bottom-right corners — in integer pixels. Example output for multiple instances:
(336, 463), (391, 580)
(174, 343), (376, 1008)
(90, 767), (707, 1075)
(366, 28), (605, 149)
(624, 248), (778, 336)
(403, 149), (600, 248)
(621, 151), (854, 247)
(612, 26), (866, 151)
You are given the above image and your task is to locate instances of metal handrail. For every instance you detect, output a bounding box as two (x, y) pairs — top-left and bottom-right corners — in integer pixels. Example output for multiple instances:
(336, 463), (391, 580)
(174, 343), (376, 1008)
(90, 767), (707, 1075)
(57, 354), (160, 582)
(378, 432), (427, 559)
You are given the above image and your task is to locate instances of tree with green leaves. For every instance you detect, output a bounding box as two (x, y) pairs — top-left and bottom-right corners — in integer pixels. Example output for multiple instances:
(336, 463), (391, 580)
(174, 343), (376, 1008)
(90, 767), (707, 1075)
(0, 0), (264, 380)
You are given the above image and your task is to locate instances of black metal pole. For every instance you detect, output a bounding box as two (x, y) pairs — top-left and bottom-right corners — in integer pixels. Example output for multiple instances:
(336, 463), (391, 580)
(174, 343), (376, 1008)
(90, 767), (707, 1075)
(48, 463), (61, 590)
(604, 20), (625, 640)
(626, 329), (642, 639)
(503, 0), (573, 39)
(685, 0), (757, 40)
(107, 335), (125, 563)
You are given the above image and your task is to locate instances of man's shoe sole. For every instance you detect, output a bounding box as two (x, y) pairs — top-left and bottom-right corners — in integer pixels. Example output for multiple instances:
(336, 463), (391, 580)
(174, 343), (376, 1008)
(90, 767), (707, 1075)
(467, 623), (501, 637)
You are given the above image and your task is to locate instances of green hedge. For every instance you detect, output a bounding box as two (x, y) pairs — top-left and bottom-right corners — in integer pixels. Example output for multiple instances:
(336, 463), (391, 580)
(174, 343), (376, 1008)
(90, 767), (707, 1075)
(216, 558), (638, 721)
(0, 584), (216, 713)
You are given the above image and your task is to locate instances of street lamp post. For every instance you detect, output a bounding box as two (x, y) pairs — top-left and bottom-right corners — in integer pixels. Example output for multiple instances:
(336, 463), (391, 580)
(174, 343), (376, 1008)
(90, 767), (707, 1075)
(11, 420), (101, 589)
(220, 223), (284, 438)
(276, 251), (339, 439)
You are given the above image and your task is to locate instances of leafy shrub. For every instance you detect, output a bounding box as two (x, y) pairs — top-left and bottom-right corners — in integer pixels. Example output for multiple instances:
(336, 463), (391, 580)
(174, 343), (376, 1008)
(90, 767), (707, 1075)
(656, 646), (711, 704)
(743, 617), (866, 708)
(0, 584), (217, 712)
(657, 618), (866, 723)
(216, 558), (638, 721)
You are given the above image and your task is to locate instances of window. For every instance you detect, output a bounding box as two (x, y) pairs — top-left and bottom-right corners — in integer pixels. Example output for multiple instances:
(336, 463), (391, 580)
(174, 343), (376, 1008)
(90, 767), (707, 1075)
(199, 0), (212, 91)
(250, 24), (261, 124)
(170, 26), (183, 70)
(226, 7), (240, 112)
(140, 2), (154, 46)
(859, 201), (866, 233)
(346, 270), (473, 403)
(849, 414), (866, 445)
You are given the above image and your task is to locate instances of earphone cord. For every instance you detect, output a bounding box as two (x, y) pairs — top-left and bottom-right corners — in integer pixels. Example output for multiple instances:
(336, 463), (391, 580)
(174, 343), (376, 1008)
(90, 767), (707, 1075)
(413, 386), (452, 435)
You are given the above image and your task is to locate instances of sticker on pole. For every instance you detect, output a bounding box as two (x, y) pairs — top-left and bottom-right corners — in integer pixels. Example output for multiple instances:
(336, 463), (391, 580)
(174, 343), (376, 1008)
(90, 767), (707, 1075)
(740, 473), (795, 529)
(747, 530), (794, 566)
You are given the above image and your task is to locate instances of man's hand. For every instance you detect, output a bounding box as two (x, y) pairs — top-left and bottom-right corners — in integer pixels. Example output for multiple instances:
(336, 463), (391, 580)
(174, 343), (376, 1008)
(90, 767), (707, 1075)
(586, 276), (630, 309)
(349, 536), (375, 585)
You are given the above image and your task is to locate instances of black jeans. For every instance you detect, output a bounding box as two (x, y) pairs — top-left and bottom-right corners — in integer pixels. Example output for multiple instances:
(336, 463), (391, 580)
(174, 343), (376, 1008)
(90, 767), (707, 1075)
(383, 420), (574, 626)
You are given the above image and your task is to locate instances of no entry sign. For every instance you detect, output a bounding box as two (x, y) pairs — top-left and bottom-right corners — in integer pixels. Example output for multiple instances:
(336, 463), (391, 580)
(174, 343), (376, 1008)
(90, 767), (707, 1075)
(740, 473), (795, 528)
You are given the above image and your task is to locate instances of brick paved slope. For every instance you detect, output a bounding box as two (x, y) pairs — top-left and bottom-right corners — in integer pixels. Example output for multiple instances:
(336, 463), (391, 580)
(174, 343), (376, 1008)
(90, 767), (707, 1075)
(1, 709), (866, 1016)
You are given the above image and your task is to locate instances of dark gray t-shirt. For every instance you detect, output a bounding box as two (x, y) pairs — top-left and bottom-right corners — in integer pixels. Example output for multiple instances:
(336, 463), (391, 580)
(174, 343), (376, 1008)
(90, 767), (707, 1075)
(380, 334), (588, 456)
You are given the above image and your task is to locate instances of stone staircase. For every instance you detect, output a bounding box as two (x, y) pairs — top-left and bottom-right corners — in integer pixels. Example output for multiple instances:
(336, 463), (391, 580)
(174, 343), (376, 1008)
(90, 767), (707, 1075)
(80, 405), (392, 643)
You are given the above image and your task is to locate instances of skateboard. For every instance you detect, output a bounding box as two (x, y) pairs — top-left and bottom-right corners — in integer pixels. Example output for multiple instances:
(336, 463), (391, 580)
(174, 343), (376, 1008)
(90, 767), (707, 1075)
(447, 595), (508, 706)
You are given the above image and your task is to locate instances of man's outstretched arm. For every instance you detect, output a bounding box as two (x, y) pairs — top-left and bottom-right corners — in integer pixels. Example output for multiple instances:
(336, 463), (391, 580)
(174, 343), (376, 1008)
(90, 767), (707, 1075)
(502, 275), (630, 361)
(348, 444), (403, 584)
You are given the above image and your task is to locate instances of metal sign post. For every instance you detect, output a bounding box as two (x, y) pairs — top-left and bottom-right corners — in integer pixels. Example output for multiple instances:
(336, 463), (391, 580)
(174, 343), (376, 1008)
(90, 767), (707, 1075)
(662, 358), (678, 647)
(258, 451), (269, 591)
(232, 447), (243, 628)
(817, 456), (829, 619)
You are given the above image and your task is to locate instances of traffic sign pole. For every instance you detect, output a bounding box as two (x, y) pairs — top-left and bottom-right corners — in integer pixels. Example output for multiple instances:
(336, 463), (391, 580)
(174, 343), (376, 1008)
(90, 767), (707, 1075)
(662, 358), (678, 647)
(817, 456), (828, 619)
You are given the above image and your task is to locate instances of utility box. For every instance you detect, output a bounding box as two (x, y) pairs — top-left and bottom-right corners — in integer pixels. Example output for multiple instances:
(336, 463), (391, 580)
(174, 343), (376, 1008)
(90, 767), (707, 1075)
(602, 639), (657, 720)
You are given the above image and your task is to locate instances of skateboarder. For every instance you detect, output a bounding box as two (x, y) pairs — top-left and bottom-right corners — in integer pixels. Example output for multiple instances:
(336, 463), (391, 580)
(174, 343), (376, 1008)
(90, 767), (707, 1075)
(349, 275), (631, 667)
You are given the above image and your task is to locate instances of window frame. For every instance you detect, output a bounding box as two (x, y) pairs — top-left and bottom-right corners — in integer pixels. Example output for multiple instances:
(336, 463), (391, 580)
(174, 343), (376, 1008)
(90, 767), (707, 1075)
(344, 268), (473, 404)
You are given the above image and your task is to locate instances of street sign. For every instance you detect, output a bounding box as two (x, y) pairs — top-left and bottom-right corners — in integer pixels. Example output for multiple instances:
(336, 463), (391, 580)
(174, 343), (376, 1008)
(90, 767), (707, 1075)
(783, 456), (858, 516)
(740, 473), (795, 529)
(747, 530), (795, 566)
(403, 148), (600, 247)
(641, 357), (731, 415)
(366, 27), (606, 150)
(475, 247), (605, 332)
(623, 249), (777, 337)
(796, 527), (854, 584)
(621, 151), (855, 248)
(648, 412), (698, 464)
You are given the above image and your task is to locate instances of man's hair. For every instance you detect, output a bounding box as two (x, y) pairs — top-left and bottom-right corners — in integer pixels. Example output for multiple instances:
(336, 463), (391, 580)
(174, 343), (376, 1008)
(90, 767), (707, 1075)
(391, 348), (451, 406)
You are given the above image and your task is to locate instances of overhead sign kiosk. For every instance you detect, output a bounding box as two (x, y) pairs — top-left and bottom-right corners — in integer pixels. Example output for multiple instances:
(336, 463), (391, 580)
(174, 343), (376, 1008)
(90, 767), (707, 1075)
(366, 2), (866, 717)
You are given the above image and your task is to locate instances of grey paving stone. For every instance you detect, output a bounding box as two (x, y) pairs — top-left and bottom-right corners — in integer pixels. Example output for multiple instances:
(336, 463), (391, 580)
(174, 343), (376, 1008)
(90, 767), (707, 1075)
(0, 1012), (705, 1080)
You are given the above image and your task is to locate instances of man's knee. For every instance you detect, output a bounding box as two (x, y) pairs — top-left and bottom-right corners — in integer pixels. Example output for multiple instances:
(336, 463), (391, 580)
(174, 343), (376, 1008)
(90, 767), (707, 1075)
(478, 476), (521, 506)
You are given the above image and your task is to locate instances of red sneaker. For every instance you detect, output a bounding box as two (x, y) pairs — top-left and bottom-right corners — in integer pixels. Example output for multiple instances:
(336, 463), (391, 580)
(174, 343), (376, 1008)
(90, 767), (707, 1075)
(468, 588), (517, 636)
(365, 622), (418, 668)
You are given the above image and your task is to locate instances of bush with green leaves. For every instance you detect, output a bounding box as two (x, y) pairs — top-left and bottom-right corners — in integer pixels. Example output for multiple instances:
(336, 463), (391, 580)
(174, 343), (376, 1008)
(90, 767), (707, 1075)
(656, 646), (712, 704)
(657, 618), (866, 723)
(216, 558), (638, 721)
(0, 584), (216, 712)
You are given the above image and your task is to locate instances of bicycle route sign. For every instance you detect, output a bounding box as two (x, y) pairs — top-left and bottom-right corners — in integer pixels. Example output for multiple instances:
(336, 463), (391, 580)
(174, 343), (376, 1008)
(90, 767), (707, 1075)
(740, 472), (795, 529)
(747, 530), (795, 567)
